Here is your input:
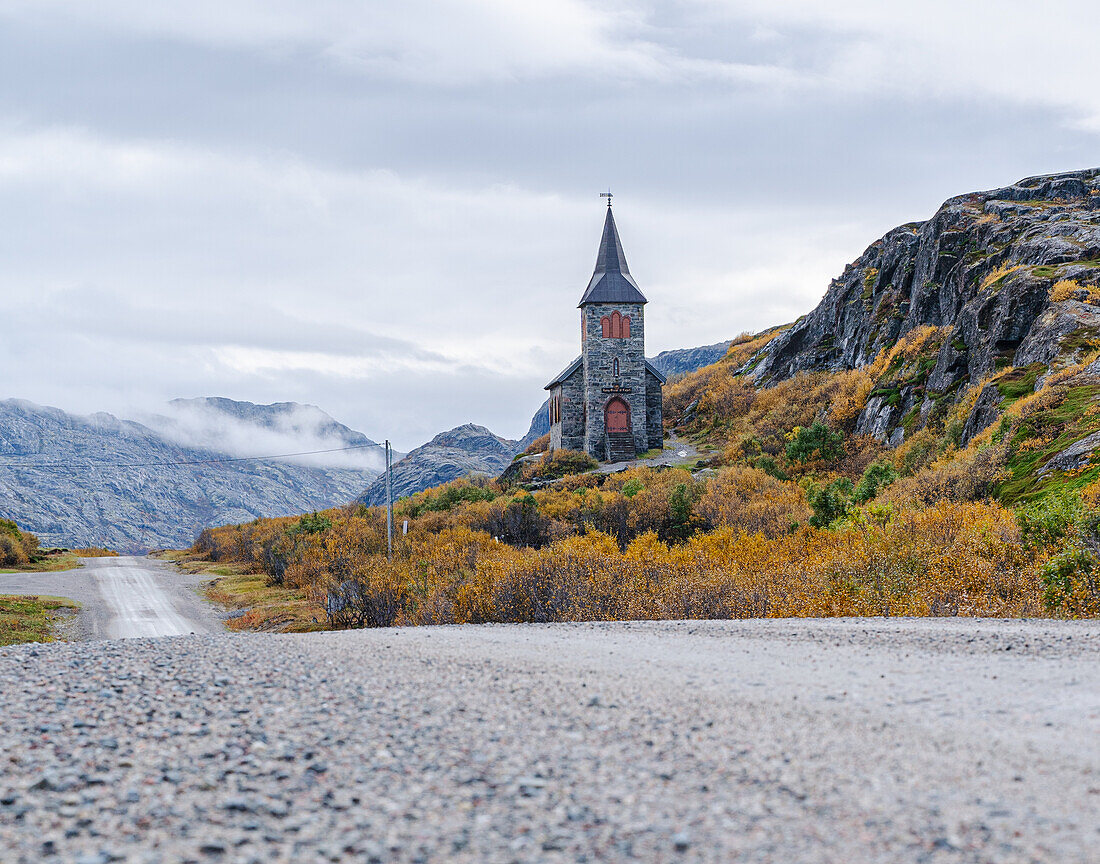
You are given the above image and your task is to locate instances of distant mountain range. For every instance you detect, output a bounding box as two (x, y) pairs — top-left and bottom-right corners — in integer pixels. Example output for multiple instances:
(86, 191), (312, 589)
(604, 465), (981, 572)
(358, 424), (517, 506)
(0, 342), (731, 549)
(649, 341), (733, 378)
(0, 398), (385, 552)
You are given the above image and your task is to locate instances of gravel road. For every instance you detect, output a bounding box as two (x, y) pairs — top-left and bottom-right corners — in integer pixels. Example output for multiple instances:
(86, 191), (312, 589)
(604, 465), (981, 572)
(0, 555), (220, 639)
(1, 618), (1097, 862)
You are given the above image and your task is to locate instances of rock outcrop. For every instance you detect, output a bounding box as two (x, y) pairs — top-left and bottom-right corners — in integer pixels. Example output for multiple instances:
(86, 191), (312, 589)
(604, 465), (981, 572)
(0, 399), (381, 552)
(515, 404), (551, 455)
(358, 424), (517, 506)
(752, 169), (1100, 444)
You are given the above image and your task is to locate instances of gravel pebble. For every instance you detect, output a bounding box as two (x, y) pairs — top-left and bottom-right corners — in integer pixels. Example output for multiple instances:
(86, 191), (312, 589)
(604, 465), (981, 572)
(0, 618), (1098, 862)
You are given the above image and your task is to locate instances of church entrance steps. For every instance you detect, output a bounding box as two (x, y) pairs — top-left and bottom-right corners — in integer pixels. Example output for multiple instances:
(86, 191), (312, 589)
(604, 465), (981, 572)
(605, 432), (636, 463)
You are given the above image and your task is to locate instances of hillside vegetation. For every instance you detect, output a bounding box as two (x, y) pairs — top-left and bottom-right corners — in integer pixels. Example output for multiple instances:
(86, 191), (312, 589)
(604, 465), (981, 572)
(0, 519), (39, 567)
(192, 171), (1100, 626)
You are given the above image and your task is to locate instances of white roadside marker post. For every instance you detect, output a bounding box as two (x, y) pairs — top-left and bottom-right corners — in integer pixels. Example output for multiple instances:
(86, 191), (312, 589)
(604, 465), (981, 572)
(385, 440), (393, 561)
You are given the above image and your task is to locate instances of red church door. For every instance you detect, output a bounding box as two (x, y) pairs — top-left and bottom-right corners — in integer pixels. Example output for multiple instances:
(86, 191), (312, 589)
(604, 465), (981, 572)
(605, 398), (630, 434)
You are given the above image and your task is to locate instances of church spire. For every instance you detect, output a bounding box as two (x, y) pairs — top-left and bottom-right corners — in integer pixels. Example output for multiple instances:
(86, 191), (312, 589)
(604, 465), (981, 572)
(578, 202), (648, 307)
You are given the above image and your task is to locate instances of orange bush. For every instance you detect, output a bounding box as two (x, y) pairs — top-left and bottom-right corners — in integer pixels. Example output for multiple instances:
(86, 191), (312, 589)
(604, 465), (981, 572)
(696, 466), (810, 536)
(193, 489), (1044, 626)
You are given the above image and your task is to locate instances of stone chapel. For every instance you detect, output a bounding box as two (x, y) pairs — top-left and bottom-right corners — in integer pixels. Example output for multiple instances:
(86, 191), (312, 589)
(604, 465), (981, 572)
(545, 203), (665, 462)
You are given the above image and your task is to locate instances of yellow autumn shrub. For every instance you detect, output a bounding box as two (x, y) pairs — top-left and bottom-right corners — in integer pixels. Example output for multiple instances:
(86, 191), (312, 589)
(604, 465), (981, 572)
(1050, 279), (1100, 304)
(696, 465), (811, 536)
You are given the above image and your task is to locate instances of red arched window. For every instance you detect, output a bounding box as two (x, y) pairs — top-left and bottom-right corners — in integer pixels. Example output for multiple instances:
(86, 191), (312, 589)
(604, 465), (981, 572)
(600, 311), (632, 339)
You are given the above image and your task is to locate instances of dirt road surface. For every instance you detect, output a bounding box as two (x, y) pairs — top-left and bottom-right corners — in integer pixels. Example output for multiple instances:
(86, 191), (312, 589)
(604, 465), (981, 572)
(0, 555), (219, 639)
(1, 618), (1097, 862)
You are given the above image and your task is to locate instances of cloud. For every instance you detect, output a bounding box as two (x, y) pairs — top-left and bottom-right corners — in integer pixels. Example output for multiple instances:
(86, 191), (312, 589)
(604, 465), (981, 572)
(0, 3), (1098, 450)
(691, 0), (1100, 128)
(4, 0), (1098, 128)
(142, 398), (387, 472)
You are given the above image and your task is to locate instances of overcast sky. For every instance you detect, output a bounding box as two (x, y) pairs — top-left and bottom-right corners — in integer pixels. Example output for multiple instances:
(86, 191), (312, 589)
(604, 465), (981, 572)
(1, 1), (1098, 449)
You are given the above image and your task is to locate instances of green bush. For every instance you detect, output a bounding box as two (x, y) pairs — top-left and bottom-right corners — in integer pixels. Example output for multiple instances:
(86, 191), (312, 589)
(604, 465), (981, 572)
(291, 512), (333, 536)
(853, 462), (898, 504)
(1039, 547), (1098, 616)
(786, 421), (844, 464)
(1018, 491), (1100, 615)
(807, 478), (853, 528)
(753, 455), (790, 481)
(667, 482), (701, 542)
(1018, 489), (1084, 550)
(405, 483), (496, 518)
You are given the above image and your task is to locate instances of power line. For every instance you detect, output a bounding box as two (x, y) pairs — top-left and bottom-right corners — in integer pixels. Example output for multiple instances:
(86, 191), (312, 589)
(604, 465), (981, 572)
(0, 442), (382, 470)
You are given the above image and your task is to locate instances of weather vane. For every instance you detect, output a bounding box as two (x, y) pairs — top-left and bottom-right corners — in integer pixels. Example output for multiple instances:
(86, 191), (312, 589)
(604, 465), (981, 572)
(600, 190), (613, 208)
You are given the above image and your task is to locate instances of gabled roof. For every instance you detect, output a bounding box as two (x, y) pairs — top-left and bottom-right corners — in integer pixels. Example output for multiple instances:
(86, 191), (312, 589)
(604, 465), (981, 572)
(544, 355), (582, 390)
(644, 359), (667, 384)
(578, 206), (648, 307)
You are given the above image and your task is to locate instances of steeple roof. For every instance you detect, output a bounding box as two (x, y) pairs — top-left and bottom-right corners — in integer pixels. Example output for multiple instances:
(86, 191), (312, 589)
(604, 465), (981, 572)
(578, 205), (648, 307)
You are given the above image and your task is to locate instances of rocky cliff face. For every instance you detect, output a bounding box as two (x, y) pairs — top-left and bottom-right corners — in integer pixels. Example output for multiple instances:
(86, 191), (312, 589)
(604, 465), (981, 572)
(515, 404), (551, 454)
(752, 169), (1100, 444)
(0, 399), (380, 551)
(359, 424), (517, 506)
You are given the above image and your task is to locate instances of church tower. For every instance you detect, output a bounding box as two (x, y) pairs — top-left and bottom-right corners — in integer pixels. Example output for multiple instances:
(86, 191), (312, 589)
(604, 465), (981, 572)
(545, 200), (665, 462)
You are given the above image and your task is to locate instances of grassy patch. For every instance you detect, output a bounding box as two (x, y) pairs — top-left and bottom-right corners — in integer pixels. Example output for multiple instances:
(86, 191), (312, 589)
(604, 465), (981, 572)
(204, 573), (323, 633)
(0, 595), (81, 646)
(1061, 326), (1100, 354)
(0, 552), (83, 574)
(155, 550), (252, 579)
(1000, 384), (1100, 503)
(995, 363), (1046, 407)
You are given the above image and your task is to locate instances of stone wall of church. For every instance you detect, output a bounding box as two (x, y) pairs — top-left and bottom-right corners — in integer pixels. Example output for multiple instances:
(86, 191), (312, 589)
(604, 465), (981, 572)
(552, 372), (586, 452)
(549, 385), (563, 451)
(581, 303), (647, 459)
(645, 369), (664, 450)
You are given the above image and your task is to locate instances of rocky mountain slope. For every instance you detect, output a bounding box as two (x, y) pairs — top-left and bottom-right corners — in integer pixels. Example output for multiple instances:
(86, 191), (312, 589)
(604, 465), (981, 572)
(0, 399), (382, 551)
(650, 341), (733, 378)
(515, 404), (551, 455)
(359, 424), (516, 506)
(751, 169), (1100, 446)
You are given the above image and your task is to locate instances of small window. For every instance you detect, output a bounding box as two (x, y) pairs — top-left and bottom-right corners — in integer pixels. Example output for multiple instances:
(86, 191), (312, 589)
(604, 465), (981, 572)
(613, 358), (619, 377)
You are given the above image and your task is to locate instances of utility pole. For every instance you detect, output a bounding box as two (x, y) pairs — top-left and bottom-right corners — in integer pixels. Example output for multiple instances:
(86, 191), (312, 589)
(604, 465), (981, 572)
(385, 440), (393, 561)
